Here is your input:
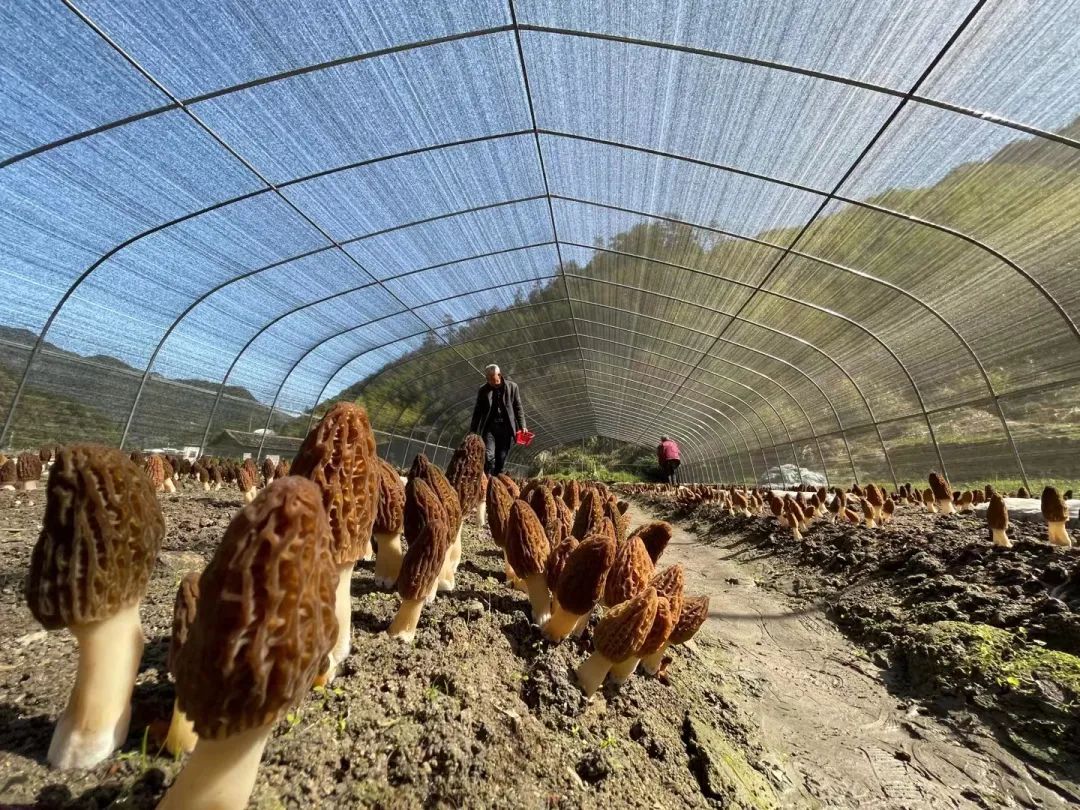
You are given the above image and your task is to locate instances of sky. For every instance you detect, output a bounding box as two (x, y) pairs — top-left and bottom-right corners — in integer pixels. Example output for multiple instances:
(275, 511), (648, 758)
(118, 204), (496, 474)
(1, 0), (1077, 418)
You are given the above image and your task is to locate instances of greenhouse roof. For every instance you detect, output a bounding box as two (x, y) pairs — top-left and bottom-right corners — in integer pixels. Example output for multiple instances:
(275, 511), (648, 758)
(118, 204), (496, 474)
(2, 0), (1079, 486)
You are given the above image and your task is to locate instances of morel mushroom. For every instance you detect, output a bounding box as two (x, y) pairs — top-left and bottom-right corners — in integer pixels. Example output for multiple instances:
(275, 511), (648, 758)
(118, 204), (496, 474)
(0, 458), (16, 490)
(987, 494), (1011, 548)
(236, 464), (257, 502)
(506, 500), (553, 625)
(546, 534), (579, 593)
(25, 445), (164, 769)
(861, 498), (876, 529)
(544, 532), (616, 642)
(628, 521), (673, 564)
(929, 472), (954, 515)
(576, 588), (658, 696)
(882, 497), (896, 524)
(1041, 486), (1072, 547)
(274, 459), (290, 480)
(497, 473), (520, 499)
(160, 478), (337, 810)
(562, 479), (582, 511)
(611, 595), (676, 684)
(528, 483), (563, 549)
(373, 458), (406, 588)
(39, 445), (54, 464)
(260, 456), (275, 487)
(486, 475), (516, 582)
(388, 479), (450, 642)
(144, 454), (166, 494)
(291, 401), (379, 680)
(164, 572), (200, 757)
(16, 451), (42, 491)
(645, 593), (711, 675)
(638, 565), (686, 675)
(864, 484), (884, 523)
(442, 434), (486, 589)
(571, 488), (607, 540)
(603, 534), (653, 607)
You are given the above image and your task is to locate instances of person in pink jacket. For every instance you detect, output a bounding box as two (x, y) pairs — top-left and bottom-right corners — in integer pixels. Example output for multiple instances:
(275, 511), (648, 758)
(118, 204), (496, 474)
(657, 436), (681, 484)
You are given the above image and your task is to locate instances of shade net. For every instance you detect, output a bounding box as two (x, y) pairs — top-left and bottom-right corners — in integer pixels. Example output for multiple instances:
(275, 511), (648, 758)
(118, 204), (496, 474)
(2, 0), (1079, 492)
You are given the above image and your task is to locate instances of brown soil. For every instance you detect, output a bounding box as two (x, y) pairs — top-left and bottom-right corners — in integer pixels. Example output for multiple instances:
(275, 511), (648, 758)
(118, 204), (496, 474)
(0, 485), (771, 810)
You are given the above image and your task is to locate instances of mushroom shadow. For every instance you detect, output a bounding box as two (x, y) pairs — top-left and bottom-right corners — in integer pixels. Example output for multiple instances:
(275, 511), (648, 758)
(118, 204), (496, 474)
(457, 558), (500, 580)
(35, 765), (167, 810)
(0, 702), (53, 764)
(444, 585), (525, 618)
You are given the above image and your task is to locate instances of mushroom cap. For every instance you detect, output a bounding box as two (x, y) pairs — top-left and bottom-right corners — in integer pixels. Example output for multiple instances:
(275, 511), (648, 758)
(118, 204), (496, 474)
(987, 494), (1009, 531)
(594, 587), (658, 663)
(497, 474), (520, 499)
(562, 479), (582, 511)
(374, 458), (405, 535)
(408, 453), (462, 536)
(669, 594), (710, 644)
(446, 433), (486, 512)
(554, 497), (575, 542)
(144, 455), (165, 489)
(861, 499), (874, 519)
(527, 484), (563, 548)
(291, 402), (380, 567)
(571, 489), (606, 541)
(883, 497), (896, 516)
(638, 596), (676, 657)
(398, 478), (451, 600)
(237, 465), (256, 492)
(928, 472), (952, 501)
(649, 564), (685, 627)
(16, 451), (42, 482)
(603, 498), (629, 544)
(1041, 486), (1067, 522)
(864, 484), (883, 507)
(486, 475), (514, 549)
(26, 445), (164, 630)
(174, 477), (337, 739)
(603, 535), (654, 607)
(274, 460), (290, 479)
(827, 494), (842, 514)
(0, 459), (16, 484)
(555, 532), (616, 614)
(168, 572), (200, 675)
(506, 499), (551, 578)
(38, 445), (53, 463)
(545, 534), (579, 592)
(628, 521), (673, 564)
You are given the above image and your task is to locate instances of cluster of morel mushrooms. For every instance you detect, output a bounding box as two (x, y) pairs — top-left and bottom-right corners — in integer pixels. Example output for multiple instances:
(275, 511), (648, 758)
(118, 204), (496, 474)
(624, 474), (1075, 549)
(20, 403), (707, 809)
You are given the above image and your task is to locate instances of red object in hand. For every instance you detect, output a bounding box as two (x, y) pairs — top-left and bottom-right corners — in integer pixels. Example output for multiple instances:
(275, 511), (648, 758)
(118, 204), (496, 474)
(515, 429), (535, 446)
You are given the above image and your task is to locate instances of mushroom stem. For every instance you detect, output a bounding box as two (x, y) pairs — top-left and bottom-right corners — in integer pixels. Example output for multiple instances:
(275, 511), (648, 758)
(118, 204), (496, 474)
(570, 610), (592, 638)
(522, 573), (552, 626)
(991, 528), (1012, 548)
(503, 554), (517, 584)
(373, 530), (403, 587)
(323, 562), (355, 682)
(163, 478), (176, 495)
(49, 602), (144, 769)
(387, 598), (425, 643)
(641, 644), (667, 675)
(1047, 521), (1072, 547)
(476, 501), (487, 529)
(609, 656), (640, 684)
(438, 527), (463, 592)
(243, 488), (257, 503)
(542, 599), (585, 642)
(164, 699), (198, 757)
(576, 651), (614, 696)
(937, 499), (955, 515)
(158, 722), (273, 810)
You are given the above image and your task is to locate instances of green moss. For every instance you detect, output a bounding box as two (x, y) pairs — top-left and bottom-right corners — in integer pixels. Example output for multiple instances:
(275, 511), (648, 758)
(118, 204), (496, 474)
(913, 621), (1080, 703)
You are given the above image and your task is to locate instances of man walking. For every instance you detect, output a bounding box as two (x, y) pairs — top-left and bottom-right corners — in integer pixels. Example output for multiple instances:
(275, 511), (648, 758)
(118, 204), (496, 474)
(657, 436), (681, 485)
(470, 364), (526, 476)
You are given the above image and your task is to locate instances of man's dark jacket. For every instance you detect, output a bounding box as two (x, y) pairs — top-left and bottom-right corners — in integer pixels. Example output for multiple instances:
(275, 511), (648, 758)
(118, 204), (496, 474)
(470, 379), (525, 435)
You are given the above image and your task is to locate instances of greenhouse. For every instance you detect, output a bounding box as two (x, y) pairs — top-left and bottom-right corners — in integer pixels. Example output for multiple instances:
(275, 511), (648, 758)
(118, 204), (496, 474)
(2, 2), (1078, 807)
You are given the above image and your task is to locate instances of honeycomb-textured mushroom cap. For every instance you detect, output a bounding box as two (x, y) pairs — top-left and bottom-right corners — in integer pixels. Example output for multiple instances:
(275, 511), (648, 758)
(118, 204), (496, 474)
(594, 588), (658, 663)
(175, 478), (337, 739)
(546, 535), (579, 592)
(865, 484), (884, 507)
(144, 455), (166, 490)
(167, 572), (200, 675)
(572, 489), (606, 540)
(39, 445), (54, 463)
(554, 497), (575, 543)
(928, 472), (952, 501)
(555, 532), (616, 614)
(374, 458), (405, 535)
(274, 460), (290, 480)
(604, 535), (654, 606)
(562, 479), (582, 511)
(0, 459), (16, 484)
(26, 445), (164, 630)
(649, 565), (685, 627)
(987, 494), (1009, 531)
(408, 453), (462, 536)
(628, 521), (673, 564)
(237, 466), (256, 493)
(486, 475), (513, 549)
(292, 401), (380, 567)
(398, 478), (450, 601)
(261, 457), (276, 482)
(603, 498), (629, 544)
(638, 596), (676, 657)
(16, 451), (42, 482)
(669, 595), (710, 644)
(446, 433), (486, 512)
(497, 474), (520, 499)
(506, 500), (551, 577)
(1041, 486), (1067, 523)
(527, 484), (562, 547)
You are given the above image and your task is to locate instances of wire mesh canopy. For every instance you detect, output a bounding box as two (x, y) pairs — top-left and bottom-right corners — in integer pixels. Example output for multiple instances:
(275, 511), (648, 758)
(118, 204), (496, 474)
(2, 0), (1079, 486)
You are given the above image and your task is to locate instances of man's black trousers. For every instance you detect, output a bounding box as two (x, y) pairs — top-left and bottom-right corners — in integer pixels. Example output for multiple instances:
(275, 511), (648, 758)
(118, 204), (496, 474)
(483, 422), (514, 476)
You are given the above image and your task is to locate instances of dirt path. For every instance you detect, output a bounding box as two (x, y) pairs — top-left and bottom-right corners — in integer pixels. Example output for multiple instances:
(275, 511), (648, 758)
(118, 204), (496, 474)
(626, 502), (1070, 808)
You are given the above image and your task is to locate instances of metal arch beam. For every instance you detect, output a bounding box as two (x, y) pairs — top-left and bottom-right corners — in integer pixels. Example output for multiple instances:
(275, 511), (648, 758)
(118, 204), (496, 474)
(7, 19), (1077, 172)
(508, 0), (597, 437)
(555, 197), (1030, 487)
(401, 347), (760, 481)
